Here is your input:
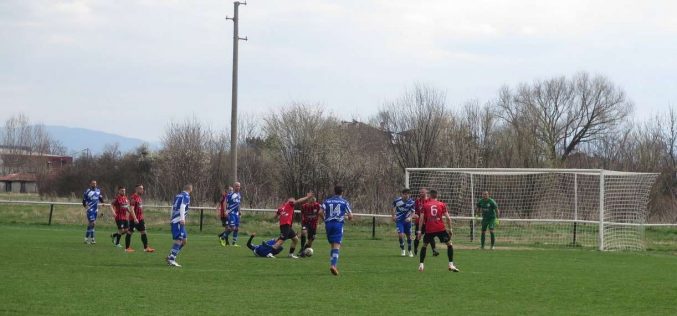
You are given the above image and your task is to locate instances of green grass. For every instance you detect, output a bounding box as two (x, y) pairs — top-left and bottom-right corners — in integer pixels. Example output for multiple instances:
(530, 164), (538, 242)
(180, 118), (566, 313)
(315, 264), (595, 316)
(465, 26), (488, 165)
(0, 224), (675, 315)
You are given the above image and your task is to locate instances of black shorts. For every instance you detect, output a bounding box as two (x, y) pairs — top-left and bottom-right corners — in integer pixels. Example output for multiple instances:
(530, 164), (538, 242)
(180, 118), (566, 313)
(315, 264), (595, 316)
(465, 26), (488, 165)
(220, 216), (228, 227)
(116, 220), (129, 230)
(302, 222), (318, 239)
(423, 231), (450, 244)
(129, 220), (146, 232)
(279, 224), (297, 240)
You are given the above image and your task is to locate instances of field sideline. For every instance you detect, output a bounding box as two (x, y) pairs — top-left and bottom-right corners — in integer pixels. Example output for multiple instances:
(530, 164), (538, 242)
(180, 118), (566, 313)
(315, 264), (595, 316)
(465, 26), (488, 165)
(0, 224), (675, 315)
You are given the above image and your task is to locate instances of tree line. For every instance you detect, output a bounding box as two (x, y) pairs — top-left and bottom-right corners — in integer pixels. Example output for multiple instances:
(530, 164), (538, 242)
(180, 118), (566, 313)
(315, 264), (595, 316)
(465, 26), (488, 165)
(3, 72), (676, 223)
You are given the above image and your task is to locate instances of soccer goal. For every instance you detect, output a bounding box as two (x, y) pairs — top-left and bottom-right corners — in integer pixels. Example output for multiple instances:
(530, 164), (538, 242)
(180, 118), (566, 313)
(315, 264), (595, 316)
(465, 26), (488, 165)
(405, 168), (659, 251)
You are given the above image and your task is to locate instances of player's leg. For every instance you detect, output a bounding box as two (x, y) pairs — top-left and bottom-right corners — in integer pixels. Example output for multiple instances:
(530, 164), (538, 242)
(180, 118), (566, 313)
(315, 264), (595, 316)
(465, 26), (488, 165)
(231, 216), (240, 246)
(413, 231), (420, 255)
(218, 217), (228, 246)
(480, 219), (489, 249)
(125, 223), (134, 252)
(246, 233), (256, 250)
(396, 222), (405, 255)
(419, 234), (431, 271)
(326, 223), (342, 275)
(167, 223), (186, 267)
(300, 226), (308, 251)
(306, 225), (316, 248)
(442, 233), (459, 272)
(489, 226), (496, 249)
(404, 222), (413, 256)
(289, 233), (299, 258)
(138, 221), (154, 252)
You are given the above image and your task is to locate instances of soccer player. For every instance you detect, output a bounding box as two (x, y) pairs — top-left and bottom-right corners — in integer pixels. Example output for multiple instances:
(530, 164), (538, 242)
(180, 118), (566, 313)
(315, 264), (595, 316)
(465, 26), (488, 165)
(109, 186), (133, 249)
(166, 184), (192, 267)
(413, 188), (438, 256)
(417, 189), (459, 272)
(392, 188), (415, 257)
(82, 179), (104, 244)
(223, 182), (242, 246)
(246, 233), (284, 258)
(217, 186), (232, 246)
(319, 186), (353, 276)
(477, 191), (500, 250)
(299, 196), (321, 257)
(275, 192), (314, 259)
(127, 184), (155, 253)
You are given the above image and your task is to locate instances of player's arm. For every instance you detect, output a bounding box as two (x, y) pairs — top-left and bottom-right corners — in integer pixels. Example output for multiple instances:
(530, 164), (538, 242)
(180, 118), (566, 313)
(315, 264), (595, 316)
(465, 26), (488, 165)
(318, 208), (325, 222)
(109, 200), (117, 218)
(294, 192), (314, 205)
(416, 212), (425, 237)
(179, 197), (188, 225)
(444, 212), (453, 236)
(82, 192), (87, 208)
(391, 206), (397, 222)
(130, 201), (139, 223)
(493, 200), (500, 218)
(346, 203), (353, 221)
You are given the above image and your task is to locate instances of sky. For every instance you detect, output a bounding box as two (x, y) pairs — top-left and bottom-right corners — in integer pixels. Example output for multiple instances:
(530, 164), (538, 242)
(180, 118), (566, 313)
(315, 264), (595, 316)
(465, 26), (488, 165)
(1, 0), (676, 141)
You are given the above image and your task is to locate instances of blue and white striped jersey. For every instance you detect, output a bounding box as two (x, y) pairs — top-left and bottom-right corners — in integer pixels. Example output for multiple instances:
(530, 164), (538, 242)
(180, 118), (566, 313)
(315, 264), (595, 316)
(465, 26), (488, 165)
(82, 187), (103, 212)
(322, 196), (352, 223)
(393, 196), (414, 222)
(171, 191), (191, 224)
(227, 192), (241, 216)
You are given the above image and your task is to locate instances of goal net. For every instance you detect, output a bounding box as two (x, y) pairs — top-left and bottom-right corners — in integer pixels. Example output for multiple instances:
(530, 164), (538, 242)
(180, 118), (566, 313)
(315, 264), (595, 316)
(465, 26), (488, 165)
(405, 168), (658, 251)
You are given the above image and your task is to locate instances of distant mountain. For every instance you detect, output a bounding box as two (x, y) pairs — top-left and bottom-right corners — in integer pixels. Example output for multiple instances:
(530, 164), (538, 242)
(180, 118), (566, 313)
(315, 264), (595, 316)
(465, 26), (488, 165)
(45, 125), (159, 155)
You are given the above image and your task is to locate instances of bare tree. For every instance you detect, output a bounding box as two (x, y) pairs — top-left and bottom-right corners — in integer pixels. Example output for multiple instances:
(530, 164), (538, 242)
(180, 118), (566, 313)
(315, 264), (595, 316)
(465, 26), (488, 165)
(378, 84), (449, 170)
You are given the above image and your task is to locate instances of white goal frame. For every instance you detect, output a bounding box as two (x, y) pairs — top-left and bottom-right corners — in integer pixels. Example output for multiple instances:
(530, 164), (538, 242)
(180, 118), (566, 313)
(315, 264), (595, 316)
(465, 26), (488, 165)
(405, 168), (659, 251)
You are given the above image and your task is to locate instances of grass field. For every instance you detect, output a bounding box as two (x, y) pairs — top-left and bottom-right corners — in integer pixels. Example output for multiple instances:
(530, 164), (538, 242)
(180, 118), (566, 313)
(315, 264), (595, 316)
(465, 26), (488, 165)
(0, 223), (675, 315)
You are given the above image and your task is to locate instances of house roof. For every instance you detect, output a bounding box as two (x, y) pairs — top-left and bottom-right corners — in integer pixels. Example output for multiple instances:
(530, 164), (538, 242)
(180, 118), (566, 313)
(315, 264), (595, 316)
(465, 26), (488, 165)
(0, 173), (37, 182)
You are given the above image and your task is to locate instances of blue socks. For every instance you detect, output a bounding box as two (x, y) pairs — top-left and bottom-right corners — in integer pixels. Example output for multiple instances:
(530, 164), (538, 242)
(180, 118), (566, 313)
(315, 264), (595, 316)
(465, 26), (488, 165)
(169, 243), (182, 260)
(399, 237), (404, 250)
(232, 231), (238, 243)
(330, 249), (339, 267)
(407, 238), (412, 251)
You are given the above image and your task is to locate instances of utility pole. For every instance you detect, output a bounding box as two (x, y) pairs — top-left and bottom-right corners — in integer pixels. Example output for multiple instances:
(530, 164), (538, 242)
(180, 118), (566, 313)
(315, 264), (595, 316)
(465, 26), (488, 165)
(226, 1), (247, 184)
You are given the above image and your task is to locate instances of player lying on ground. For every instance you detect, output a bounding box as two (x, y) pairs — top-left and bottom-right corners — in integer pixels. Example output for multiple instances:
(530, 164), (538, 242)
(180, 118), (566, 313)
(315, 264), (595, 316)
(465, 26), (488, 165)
(413, 188), (439, 256)
(274, 192), (314, 259)
(417, 189), (459, 272)
(392, 188), (415, 257)
(319, 186), (353, 276)
(82, 179), (104, 244)
(166, 184), (192, 268)
(126, 184), (155, 253)
(476, 191), (500, 250)
(221, 182), (242, 246)
(299, 196), (321, 257)
(246, 233), (284, 258)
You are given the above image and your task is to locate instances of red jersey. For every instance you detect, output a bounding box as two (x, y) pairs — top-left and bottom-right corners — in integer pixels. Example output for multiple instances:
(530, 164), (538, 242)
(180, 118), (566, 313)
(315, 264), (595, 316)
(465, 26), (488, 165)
(422, 199), (448, 233)
(301, 202), (321, 224)
(112, 194), (130, 221)
(129, 193), (144, 221)
(218, 194), (227, 218)
(414, 197), (428, 224)
(277, 201), (295, 226)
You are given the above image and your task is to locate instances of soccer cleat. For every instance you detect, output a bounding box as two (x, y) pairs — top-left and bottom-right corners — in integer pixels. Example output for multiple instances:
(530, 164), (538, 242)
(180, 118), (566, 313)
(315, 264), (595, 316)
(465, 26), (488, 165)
(115, 244), (122, 248)
(330, 266), (339, 276)
(232, 244), (240, 247)
(408, 251), (414, 257)
(91, 239), (96, 244)
(144, 247), (155, 253)
(167, 260), (182, 267)
(490, 246), (495, 250)
(401, 250), (406, 256)
(432, 250), (440, 257)
(219, 237), (226, 247)
(448, 263), (460, 272)
(125, 248), (135, 253)
(418, 263), (425, 272)
(288, 253), (299, 259)
(110, 234), (115, 245)
(298, 252), (306, 258)
(266, 253), (276, 258)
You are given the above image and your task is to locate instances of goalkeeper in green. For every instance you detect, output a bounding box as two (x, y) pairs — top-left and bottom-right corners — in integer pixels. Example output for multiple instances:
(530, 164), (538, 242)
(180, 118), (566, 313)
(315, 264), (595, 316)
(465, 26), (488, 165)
(476, 191), (499, 249)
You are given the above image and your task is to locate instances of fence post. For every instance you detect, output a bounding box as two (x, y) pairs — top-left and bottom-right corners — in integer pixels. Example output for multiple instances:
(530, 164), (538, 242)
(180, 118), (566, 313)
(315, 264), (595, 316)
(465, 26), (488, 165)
(372, 216), (376, 239)
(48, 204), (54, 225)
(199, 209), (204, 232)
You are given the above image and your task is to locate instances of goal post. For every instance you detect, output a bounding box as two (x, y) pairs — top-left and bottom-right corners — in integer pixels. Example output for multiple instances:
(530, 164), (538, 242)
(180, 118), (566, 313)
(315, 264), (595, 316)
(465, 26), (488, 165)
(405, 168), (658, 251)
